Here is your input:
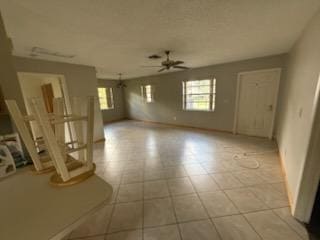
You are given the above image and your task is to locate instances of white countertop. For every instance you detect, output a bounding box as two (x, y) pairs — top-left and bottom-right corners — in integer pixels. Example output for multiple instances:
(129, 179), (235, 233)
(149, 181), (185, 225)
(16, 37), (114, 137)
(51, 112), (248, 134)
(0, 169), (113, 240)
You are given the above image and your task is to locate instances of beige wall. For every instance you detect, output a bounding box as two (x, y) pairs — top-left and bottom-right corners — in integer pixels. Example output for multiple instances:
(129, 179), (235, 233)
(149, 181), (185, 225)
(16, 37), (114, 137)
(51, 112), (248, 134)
(124, 54), (287, 132)
(98, 79), (126, 123)
(13, 56), (104, 141)
(0, 12), (20, 134)
(276, 10), (320, 219)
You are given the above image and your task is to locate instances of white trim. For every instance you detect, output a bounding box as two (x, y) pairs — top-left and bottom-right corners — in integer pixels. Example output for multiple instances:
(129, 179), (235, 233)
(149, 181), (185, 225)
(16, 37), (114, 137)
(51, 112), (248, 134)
(182, 78), (216, 112)
(233, 75), (241, 135)
(233, 68), (281, 139)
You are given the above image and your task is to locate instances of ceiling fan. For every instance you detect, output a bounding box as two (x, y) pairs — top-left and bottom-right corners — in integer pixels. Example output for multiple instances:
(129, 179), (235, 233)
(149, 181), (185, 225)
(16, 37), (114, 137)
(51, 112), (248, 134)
(116, 73), (127, 88)
(143, 50), (190, 72)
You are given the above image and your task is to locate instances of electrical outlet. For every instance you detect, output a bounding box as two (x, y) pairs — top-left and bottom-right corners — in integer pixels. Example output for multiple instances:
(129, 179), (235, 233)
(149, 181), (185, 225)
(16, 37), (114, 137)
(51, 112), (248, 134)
(173, 116), (177, 121)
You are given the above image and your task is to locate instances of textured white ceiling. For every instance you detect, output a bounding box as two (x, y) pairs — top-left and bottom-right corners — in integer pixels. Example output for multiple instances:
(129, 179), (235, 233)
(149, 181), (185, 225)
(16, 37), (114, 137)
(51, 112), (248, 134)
(1, 0), (320, 79)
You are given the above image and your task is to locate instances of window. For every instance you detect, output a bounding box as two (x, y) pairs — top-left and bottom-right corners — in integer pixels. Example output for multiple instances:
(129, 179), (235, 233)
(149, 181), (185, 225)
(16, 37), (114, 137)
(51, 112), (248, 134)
(182, 78), (216, 111)
(97, 87), (114, 110)
(141, 85), (154, 103)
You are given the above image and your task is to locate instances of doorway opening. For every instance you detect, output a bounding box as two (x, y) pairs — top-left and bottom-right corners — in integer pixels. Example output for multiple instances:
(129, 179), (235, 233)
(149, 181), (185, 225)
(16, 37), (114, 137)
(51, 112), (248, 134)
(17, 72), (73, 143)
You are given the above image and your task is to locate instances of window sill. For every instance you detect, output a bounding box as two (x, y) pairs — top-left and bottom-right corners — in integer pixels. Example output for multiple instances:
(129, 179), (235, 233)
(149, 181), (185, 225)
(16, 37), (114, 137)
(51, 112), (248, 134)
(182, 109), (215, 112)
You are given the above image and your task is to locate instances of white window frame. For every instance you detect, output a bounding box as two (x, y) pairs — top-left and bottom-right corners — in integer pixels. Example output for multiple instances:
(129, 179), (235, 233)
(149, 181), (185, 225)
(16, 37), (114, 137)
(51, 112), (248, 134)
(97, 87), (114, 110)
(141, 85), (154, 103)
(182, 78), (216, 111)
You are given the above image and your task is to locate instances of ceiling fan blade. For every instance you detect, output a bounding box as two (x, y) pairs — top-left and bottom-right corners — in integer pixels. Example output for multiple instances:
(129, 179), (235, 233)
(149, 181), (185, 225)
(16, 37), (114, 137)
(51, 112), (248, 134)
(141, 65), (163, 68)
(173, 60), (184, 66)
(158, 68), (167, 72)
(173, 66), (189, 70)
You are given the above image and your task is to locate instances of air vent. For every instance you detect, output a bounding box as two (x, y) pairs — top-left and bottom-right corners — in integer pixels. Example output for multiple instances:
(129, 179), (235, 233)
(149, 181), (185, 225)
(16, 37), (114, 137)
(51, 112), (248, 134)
(30, 47), (75, 58)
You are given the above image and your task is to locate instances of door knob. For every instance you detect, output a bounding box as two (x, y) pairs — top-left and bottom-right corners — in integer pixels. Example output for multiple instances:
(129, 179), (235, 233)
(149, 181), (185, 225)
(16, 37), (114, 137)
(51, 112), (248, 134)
(268, 105), (273, 111)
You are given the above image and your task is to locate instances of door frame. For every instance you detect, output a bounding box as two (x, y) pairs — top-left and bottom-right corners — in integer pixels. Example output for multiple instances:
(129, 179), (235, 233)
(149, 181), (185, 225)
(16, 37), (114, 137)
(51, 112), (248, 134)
(17, 72), (74, 142)
(233, 68), (281, 139)
(294, 73), (320, 222)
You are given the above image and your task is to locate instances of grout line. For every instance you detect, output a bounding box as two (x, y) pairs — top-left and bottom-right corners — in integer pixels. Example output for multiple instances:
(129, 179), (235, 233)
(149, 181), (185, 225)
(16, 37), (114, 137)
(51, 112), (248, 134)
(105, 198), (116, 235)
(104, 169), (123, 236)
(142, 170), (145, 240)
(219, 185), (264, 239)
(97, 122), (290, 239)
(242, 212), (268, 240)
(187, 175), (223, 240)
(272, 209), (306, 240)
(165, 178), (183, 240)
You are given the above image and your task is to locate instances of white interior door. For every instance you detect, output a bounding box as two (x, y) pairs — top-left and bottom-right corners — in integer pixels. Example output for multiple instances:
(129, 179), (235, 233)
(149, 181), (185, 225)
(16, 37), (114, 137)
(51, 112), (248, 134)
(235, 69), (281, 138)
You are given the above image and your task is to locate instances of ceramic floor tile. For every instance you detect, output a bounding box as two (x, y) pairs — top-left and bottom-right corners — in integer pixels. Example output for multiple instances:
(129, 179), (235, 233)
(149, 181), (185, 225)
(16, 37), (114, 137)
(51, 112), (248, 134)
(144, 197), (176, 227)
(179, 220), (220, 240)
(144, 225), (181, 240)
(144, 180), (170, 199)
(69, 204), (113, 238)
(117, 183), (143, 203)
(184, 163), (207, 175)
(249, 184), (289, 208)
(258, 168), (284, 183)
(61, 233), (70, 240)
(162, 159), (184, 168)
(72, 236), (104, 240)
(213, 214), (260, 240)
(121, 172), (144, 184)
(172, 194), (208, 222)
(225, 188), (269, 213)
(256, 153), (282, 169)
(144, 169), (166, 181)
(201, 161), (228, 174)
(232, 170), (266, 186)
(98, 169), (123, 184)
(273, 207), (309, 240)
(189, 175), (220, 192)
(245, 210), (303, 240)
(108, 202), (143, 233)
(211, 173), (244, 189)
(199, 191), (239, 217)
(105, 230), (143, 240)
(124, 161), (144, 171)
(270, 182), (288, 194)
(195, 152), (226, 163)
(164, 167), (188, 179)
(167, 177), (195, 195)
(108, 185), (120, 204)
(100, 121), (291, 239)
(221, 159), (244, 172)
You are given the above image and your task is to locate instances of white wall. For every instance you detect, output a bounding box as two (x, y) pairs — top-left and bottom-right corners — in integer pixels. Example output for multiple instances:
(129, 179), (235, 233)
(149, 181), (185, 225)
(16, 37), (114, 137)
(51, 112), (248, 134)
(276, 9), (320, 219)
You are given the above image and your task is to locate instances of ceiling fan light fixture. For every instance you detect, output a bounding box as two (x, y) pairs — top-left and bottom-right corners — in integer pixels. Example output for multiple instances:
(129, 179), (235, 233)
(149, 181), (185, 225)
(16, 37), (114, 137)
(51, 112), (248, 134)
(116, 73), (127, 88)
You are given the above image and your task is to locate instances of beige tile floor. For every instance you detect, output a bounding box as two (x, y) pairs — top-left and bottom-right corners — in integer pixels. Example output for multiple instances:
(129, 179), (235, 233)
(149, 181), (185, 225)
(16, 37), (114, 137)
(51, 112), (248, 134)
(66, 120), (310, 240)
